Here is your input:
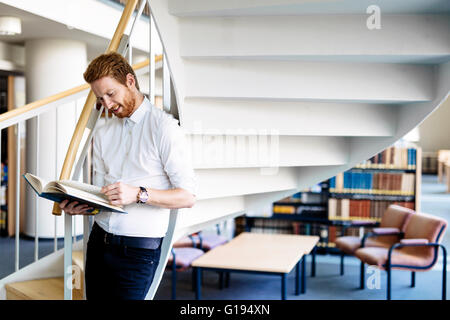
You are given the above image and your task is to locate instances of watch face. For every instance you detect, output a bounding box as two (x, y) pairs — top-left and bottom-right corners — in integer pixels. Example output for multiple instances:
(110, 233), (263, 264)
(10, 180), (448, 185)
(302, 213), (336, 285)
(139, 187), (148, 203)
(140, 193), (148, 203)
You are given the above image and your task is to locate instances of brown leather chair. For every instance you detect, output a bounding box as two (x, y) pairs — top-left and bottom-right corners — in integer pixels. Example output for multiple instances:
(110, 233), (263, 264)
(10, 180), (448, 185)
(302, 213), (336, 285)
(355, 212), (448, 300)
(335, 204), (415, 281)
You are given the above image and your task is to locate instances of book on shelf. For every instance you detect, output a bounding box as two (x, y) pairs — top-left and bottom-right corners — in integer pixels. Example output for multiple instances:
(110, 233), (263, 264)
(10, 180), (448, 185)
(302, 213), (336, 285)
(328, 198), (414, 221)
(273, 205), (296, 214)
(354, 146), (416, 169)
(23, 173), (126, 214)
(329, 171), (415, 196)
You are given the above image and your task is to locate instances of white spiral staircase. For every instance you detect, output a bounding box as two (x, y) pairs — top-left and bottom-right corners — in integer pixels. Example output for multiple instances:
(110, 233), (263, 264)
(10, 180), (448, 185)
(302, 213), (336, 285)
(151, 0), (450, 226)
(0, 0), (449, 299)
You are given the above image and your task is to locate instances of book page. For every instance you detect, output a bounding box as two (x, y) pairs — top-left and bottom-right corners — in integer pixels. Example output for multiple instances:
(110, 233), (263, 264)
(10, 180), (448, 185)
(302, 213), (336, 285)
(24, 173), (125, 213)
(24, 173), (47, 194)
(46, 183), (124, 211)
(58, 180), (103, 198)
(53, 183), (109, 204)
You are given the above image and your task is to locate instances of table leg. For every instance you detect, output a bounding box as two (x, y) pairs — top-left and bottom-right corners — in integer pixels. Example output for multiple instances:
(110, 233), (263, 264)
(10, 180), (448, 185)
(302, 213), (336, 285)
(219, 272), (224, 289)
(301, 255), (306, 294)
(195, 267), (202, 300)
(295, 261), (300, 295)
(311, 247), (316, 277)
(281, 273), (287, 300)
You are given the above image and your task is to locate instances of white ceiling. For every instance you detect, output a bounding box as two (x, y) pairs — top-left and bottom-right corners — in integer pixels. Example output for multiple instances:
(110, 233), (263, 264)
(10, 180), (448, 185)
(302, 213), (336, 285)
(0, 2), (148, 62)
(170, 0), (450, 16)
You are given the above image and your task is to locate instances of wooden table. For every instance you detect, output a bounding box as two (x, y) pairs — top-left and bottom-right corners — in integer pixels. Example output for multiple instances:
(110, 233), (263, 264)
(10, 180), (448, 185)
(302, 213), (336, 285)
(191, 232), (319, 300)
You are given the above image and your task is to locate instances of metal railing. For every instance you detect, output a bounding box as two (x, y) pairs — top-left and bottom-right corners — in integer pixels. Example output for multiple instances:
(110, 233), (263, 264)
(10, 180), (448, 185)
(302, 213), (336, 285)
(0, 0), (170, 300)
(0, 85), (91, 272)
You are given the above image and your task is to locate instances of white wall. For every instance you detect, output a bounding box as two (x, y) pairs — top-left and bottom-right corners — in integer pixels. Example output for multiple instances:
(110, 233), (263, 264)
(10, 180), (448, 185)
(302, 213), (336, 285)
(2, 0), (162, 55)
(0, 41), (25, 72)
(417, 97), (450, 152)
(24, 39), (87, 238)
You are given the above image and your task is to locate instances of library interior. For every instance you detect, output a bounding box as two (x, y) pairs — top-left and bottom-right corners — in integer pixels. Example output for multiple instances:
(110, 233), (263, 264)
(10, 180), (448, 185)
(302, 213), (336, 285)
(0, 0), (449, 302)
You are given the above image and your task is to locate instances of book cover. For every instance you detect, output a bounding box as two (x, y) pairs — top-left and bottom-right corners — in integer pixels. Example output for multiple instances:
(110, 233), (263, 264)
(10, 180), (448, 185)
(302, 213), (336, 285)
(23, 173), (126, 214)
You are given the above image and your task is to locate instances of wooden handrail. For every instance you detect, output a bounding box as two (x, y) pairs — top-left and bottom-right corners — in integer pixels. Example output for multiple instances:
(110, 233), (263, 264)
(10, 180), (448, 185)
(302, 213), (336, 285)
(52, 0), (140, 215)
(0, 83), (89, 124)
(0, 56), (162, 125)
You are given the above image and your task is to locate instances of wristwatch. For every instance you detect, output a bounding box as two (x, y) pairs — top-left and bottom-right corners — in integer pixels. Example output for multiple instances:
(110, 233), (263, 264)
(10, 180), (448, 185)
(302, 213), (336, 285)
(136, 186), (149, 204)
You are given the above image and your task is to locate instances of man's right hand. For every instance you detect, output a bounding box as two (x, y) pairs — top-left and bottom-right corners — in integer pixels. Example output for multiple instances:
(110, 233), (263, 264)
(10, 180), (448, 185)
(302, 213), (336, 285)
(60, 200), (94, 215)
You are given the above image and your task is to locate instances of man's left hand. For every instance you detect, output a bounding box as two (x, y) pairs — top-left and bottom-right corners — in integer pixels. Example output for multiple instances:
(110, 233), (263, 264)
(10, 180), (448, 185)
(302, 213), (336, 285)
(101, 182), (140, 206)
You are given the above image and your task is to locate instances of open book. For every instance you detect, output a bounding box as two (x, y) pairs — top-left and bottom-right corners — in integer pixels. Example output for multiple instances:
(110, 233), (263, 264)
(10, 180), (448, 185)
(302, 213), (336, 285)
(23, 173), (126, 214)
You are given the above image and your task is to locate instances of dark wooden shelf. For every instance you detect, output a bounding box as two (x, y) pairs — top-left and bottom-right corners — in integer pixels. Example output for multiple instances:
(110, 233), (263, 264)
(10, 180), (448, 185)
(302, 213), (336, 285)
(329, 192), (414, 201)
(351, 167), (416, 173)
(273, 201), (326, 207)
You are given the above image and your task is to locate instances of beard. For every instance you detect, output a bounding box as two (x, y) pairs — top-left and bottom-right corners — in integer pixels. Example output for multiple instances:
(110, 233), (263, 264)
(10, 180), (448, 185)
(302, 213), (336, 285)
(114, 89), (137, 118)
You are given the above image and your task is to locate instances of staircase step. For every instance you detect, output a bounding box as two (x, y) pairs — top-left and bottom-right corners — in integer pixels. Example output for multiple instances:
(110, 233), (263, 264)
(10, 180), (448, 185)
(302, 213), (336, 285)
(72, 250), (84, 272)
(179, 15), (450, 64)
(5, 277), (83, 300)
(196, 167), (299, 200)
(182, 98), (396, 137)
(183, 59), (434, 103)
(188, 135), (348, 169)
(5, 251), (85, 300)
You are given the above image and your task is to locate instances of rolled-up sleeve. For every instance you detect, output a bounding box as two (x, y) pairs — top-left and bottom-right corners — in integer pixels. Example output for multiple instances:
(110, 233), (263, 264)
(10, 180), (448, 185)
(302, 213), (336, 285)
(158, 118), (197, 196)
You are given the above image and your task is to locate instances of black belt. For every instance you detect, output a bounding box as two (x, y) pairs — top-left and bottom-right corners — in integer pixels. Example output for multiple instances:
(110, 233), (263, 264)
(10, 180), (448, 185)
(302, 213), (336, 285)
(92, 223), (162, 250)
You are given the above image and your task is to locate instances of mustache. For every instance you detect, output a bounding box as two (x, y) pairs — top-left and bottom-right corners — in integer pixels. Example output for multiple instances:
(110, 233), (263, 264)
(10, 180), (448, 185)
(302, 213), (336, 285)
(109, 104), (121, 111)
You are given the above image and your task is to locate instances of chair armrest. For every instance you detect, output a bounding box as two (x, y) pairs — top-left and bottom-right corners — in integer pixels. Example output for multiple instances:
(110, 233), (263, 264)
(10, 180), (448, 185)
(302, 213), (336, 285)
(400, 238), (429, 245)
(193, 232), (203, 249)
(361, 228), (404, 247)
(373, 227), (400, 235)
(187, 235), (197, 247)
(387, 242), (447, 268)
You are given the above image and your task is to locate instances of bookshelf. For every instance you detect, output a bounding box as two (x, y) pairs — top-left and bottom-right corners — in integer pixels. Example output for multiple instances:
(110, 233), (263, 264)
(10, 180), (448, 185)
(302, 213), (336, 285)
(422, 151), (438, 175)
(235, 144), (422, 254)
(0, 74), (26, 237)
(0, 76), (7, 236)
(0, 163), (7, 236)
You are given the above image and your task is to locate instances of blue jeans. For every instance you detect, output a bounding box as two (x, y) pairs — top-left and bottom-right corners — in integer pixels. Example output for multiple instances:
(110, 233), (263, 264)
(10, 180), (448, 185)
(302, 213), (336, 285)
(85, 224), (162, 300)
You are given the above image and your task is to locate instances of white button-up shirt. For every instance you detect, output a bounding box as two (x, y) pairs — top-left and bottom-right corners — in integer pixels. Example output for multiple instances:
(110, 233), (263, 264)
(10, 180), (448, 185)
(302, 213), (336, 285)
(92, 97), (196, 237)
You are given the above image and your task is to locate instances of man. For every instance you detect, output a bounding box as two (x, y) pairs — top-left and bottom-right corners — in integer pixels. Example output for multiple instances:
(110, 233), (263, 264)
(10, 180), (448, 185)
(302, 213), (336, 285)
(59, 52), (196, 300)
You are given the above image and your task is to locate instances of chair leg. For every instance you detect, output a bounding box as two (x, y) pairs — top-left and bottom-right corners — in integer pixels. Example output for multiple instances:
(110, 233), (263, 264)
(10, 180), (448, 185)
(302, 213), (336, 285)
(411, 271), (416, 288)
(172, 264), (177, 300)
(442, 246), (447, 300)
(340, 253), (345, 276)
(387, 266), (391, 300)
(360, 261), (365, 289)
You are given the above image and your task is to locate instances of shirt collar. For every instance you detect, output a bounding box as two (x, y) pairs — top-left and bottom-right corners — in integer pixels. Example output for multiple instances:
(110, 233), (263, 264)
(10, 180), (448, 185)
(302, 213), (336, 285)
(125, 97), (150, 125)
